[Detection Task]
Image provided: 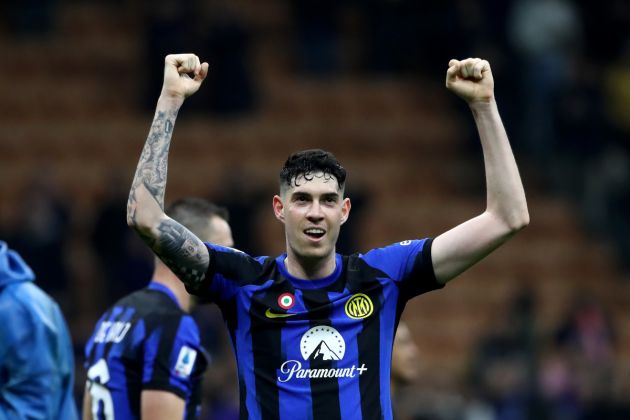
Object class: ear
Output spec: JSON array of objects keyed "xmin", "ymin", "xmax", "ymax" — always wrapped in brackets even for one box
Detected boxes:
[
  {"xmin": 273, "ymin": 195, "xmax": 285, "ymax": 223},
  {"xmin": 340, "ymin": 197, "xmax": 351, "ymax": 225}
]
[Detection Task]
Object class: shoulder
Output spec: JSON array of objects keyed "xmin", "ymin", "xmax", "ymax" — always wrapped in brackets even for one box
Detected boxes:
[
  {"xmin": 121, "ymin": 288, "xmax": 183, "ymax": 317},
  {"xmin": 359, "ymin": 239, "xmax": 430, "ymax": 266},
  {"xmin": 0, "ymin": 283, "xmax": 67, "ymax": 356},
  {"xmin": 351, "ymin": 239, "xmax": 433, "ymax": 280},
  {"xmin": 205, "ymin": 242, "xmax": 273, "ymax": 283},
  {"xmin": 0, "ymin": 282, "xmax": 59, "ymax": 328}
]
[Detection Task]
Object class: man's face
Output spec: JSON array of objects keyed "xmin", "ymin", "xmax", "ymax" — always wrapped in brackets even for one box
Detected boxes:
[
  {"xmin": 392, "ymin": 323, "xmax": 420, "ymax": 384},
  {"xmin": 273, "ymin": 172, "xmax": 351, "ymax": 261}
]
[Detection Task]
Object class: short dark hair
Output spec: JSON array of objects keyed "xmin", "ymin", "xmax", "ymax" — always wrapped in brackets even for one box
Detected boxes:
[
  {"xmin": 279, "ymin": 149, "xmax": 347, "ymax": 193},
  {"xmin": 165, "ymin": 197, "xmax": 229, "ymax": 238}
]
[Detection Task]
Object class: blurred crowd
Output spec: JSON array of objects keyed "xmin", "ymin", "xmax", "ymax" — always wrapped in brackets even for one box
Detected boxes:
[
  {"xmin": 1, "ymin": 0, "xmax": 629, "ymax": 419},
  {"xmin": 391, "ymin": 287, "xmax": 630, "ymax": 420}
]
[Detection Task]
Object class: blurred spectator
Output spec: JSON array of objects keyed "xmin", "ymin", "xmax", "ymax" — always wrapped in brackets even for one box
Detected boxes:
[
  {"xmin": 555, "ymin": 294, "xmax": 617, "ymax": 418},
  {"xmin": 0, "ymin": 241, "xmax": 78, "ymax": 419},
  {"xmin": 555, "ymin": 295, "xmax": 616, "ymax": 377},
  {"xmin": 467, "ymin": 288, "xmax": 544, "ymax": 419},
  {"xmin": 537, "ymin": 343, "xmax": 580, "ymax": 420}
]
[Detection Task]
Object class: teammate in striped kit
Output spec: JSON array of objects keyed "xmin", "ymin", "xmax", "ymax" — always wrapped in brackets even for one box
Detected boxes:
[
  {"xmin": 127, "ymin": 53, "xmax": 529, "ymax": 419},
  {"xmin": 83, "ymin": 198, "xmax": 234, "ymax": 420}
]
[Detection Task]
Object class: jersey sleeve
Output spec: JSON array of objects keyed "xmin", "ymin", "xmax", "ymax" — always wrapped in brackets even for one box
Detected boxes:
[
  {"xmin": 362, "ymin": 238, "xmax": 442, "ymax": 301},
  {"xmin": 142, "ymin": 314, "xmax": 207, "ymax": 400},
  {"xmin": 184, "ymin": 243, "xmax": 266, "ymax": 303}
]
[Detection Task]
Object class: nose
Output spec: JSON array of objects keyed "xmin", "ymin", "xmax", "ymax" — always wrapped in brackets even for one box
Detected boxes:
[{"xmin": 306, "ymin": 200, "xmax": 324, "ymax": 221}]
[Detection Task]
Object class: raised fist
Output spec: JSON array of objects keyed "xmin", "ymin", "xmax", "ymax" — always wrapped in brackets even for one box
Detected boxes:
[
  {"xmin": 160, "ymin": 54, "xmax": 209, "ymax": 100},
  {"xmin": 445, "ymin": 58, "xmax": 494, "ymax": 103}
]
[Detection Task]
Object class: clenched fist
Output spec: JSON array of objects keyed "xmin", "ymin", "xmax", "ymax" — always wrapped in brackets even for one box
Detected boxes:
[
  {"xmin": 446, "ymin": 58, "xmax": 494, "ymax": 104},
  {"xmin": 160, "ymin": 54, "xmax": 209, "ymax": 100}
]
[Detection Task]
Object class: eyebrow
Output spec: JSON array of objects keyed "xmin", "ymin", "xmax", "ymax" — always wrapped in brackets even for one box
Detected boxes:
[{"xmin": 290, "ymin": 191, "xmax": 340, "ymax": 199}]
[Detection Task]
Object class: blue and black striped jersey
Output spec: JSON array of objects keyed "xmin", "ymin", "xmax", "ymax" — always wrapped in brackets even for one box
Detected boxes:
[
  {"xmin": 84, "ymin": 282, "xmax": 208, "ymax": 420},
  {"xmin": 187, "ymin": 238, "xmax": 442, "ymax": 420}
]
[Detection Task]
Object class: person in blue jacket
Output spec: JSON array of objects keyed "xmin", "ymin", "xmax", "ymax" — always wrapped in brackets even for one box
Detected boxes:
[{"xmin": 0, "ymin": 240, "xmax": 78, "ymax": 420}]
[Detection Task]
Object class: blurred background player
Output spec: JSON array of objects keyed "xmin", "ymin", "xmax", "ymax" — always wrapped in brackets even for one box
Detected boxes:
[
  {"xmin": 82, "ymin": 198, "xmax": 234, "ymax": 420},
  {"xmin": 391, "ymin": 321, "xmax": 421, "ymax": 419},
  {"xmin": 0, "ymin": 240, "xmax": 78, "ymax": 420}
]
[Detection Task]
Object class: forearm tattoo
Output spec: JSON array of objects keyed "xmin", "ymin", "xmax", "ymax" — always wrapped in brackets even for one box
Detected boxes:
[
  {"xmin": 126, "ymin": 107, "xmax": 208, "ymax": 284},
  {"xmin": 127, "ymin": 110, "xmax": 177, "ymax": 224},
  {"xmin": 155, "ymin": 219, "xmax": 209, "ymax": 285}
]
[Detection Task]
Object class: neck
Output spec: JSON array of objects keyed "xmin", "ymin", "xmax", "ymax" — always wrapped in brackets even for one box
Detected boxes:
[
  {"xmin": 152, "ymin": 264, "xmax": 193, "ymax": 312},
  {"xmin": 284, "ymin": 250, "xmax": 336, "ymax": 280}
]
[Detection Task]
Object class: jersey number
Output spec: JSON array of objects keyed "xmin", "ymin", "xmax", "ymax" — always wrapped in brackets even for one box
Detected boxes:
[{"xmin": 87, "ymin": 359, "xmax": 115, "ymax": 420}]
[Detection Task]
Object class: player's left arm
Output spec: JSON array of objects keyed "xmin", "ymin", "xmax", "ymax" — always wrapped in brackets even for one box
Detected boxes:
[
  {"xmin": 431, "ymin": 58, "xmax": 529, "ymax": 284},
  {"xmin": 81, "ymin": 386, "xmax": 94, "ymax": 420},
  {"xmin": 141, "ymin": 390, "xmax": 185, "ymax": 420}
]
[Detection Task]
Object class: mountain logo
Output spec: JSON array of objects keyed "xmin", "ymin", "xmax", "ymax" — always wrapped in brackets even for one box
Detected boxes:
[{"xmin": 300, "ymin": 326, "xmax": 345, "ymax": 361}]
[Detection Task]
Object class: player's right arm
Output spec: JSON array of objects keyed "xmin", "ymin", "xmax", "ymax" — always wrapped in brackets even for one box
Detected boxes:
[{"xmin": 127, "ymin": 53, "xmax": 212, "ymax": 287}]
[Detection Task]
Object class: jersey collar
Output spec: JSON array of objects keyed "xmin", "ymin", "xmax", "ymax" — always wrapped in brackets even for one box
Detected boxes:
[
  {"xmin": 147, "ymin": 281, "xmax": 181, "ymax": 309},
  {"xmin": 275, "ymin": 254, "xmax": 342, "ymax": 290}
]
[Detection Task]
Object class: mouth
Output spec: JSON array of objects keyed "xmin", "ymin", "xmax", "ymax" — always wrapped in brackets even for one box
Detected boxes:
[{"xmin": 303, "ymin": 228, "xmax": 326, "ymax": 241}]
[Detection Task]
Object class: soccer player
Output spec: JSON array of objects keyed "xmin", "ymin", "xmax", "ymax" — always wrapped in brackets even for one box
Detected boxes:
[
  {"xmin": 0, "ymin": 241, "xmax": 78, "ymax": 420},
  {"xmin": 126, "ymin": 53, "xmax": 529, "ymax": 419},
  {"xmin": 83, "ymin": 198, "xmax": 234, "ymax": 420}
]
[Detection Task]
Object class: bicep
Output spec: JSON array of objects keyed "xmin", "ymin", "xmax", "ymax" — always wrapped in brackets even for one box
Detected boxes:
[
  {"xmin": 432, "ymin": 211, "xmax": 516, "ymax": 284},
  {"xmin": 141, "ymin": 390, "xmax": 185, "ymax": 420},
  {"xmin": 149, "ymin": 215, "xmax": 210, "ymax": 286}
]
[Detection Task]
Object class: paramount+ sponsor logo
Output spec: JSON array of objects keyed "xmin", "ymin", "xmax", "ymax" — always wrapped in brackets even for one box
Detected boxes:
[
  {"xmin": 344, "ymin": 293, "xmax": 373, "ymax": 319},
  {"xmin": 277, "ymin": 326, "xmax": 368, "ymax": 382}
]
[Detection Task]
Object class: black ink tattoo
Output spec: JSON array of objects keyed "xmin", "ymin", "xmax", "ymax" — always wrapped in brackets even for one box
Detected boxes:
[
  {"xmin": 154, "ymin": 219, "xmax": 209, "ymax": 285},
  {"xmin": 127, "ymin": 105, "xmax": 210, "ymax": 286},
  {"xmin": 127, "ymin": 109, "xmax": 178, "ymax": 225}
]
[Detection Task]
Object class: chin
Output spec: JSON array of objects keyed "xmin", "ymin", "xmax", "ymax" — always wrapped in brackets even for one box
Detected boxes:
[{"xmin": 297, "ymin": 245, "xmax": 332, "ymax": 260}]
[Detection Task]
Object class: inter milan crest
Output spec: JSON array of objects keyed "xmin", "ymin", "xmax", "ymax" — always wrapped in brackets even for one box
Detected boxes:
[
  {"xmin": 345, "ymin": 293, "xmax": 374, "ymax": 319},
  {"xmin": 277, "ymin": 293, "xmax": 295, "ymax": 310}
]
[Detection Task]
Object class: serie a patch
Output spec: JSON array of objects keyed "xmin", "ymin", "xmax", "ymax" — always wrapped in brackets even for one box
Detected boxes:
[{"xmin": 174, "ymin": 345, "xmax": 197, "ymax": 378}]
